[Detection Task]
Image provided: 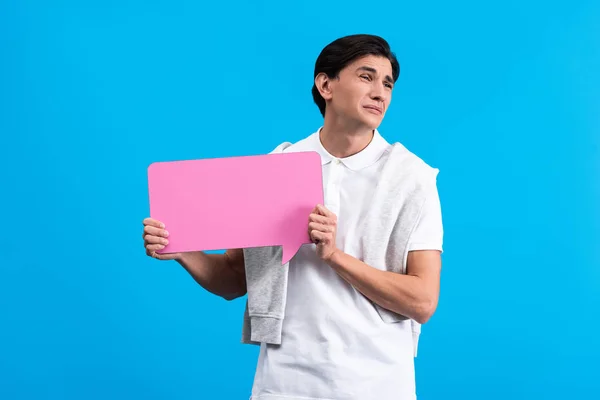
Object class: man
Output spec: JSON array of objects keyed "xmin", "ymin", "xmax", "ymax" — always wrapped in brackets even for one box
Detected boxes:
[{"xmin": 142, "ymin": 34, "xmax": 443, "ymax": 400}]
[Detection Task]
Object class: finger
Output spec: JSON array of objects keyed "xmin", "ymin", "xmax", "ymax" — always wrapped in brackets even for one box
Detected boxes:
[
  {"xmin": 144, "ymin": 234, "xmax": 169, "ymax": 245},
  {"xmin": 312, "ymin": 205, "xmax": 322, "ymax": 215},
  {"xmin": 143, "ymin": 218, "xmax": 165, "ymax": 229},
  {"xmin": 147, "ymin": 248, "xmax": 164, "ymax": 259},
  {"xmin": 144, "ymin": 225, "xmax": 169, "ymax": 238},
  {"xmin": 309, "ymin": 229, "xmax": 320, "ymax": 244},
  {"xmin": 308, "ymin": 221, "xmax": 331, "ymax": 233},
  {"xmin": 309, "ymin": 213, "xmax": 332, "ymax": 225},
  {"xmin": 316, "ymin": 204, "xmax": 336, "ymax": 220},
  {"xmin": 309, "ymin": 229, "xmax": 319, "ymax": 243},
  {"xmin": 148, "ymin": 250, "xmax": 162, "ymax": 259},
  {"xmin": 310, "ymin": 230, "xmax": 327, "ymax": 243},
  {"xmin": 146, "ymin": 243, "xmax": 165, "ymax": 252}
]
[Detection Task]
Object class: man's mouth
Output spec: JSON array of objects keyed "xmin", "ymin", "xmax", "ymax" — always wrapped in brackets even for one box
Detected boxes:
[{"xmin": 364, "ymin": 105, "xmax": 383, "ymax": 115}]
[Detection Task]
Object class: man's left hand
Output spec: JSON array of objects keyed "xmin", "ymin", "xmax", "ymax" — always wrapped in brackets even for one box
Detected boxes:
[{"xmin": 308, "ymin": 204, "xmax": 339, "ymax": 262}]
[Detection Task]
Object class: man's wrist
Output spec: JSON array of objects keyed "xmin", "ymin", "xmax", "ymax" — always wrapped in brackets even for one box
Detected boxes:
[
  {"xmin": 175, "ymin": 252, "xmax": 189, "ymax": 265},
  {"xmin": 325, "ymin": 248, "xmax": 344, "ymax": 268}
]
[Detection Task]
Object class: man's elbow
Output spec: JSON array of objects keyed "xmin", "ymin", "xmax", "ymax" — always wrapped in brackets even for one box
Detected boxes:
[
  {"xmin": 414, "ymin": 299, "xmax": 437, "ymax": 324},
  {"xmin": 222, "ymin": 289, "xmax": 247, "ymax": 301}
]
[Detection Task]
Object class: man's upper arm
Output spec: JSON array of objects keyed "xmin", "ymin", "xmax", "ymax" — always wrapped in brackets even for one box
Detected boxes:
[
  {"xmin": 405, "ymin": 172, "xmax": 444, "ymax": 304},
  {"xmin": 406, "ymin": 250, "xmax": 441, "ymax": 290}
]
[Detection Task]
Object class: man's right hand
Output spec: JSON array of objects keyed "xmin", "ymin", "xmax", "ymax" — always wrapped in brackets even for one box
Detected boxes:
[{"xmin": 142, "ymin": 218, "xmax": 182, "ymax": 261}]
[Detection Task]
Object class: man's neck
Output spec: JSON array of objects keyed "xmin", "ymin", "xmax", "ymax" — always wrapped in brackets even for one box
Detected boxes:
[{"xmin": 319, "ymin": 115, "xmax": 374, "ymax": 159}]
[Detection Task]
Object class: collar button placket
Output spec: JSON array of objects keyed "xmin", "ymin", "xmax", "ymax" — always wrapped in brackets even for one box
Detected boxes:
[{"xmin": 325, "ymin": 160, "xmax": 343, "ymax": 216}]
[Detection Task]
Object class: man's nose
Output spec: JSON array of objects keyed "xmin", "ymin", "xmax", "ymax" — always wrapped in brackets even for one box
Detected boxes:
[{"xmin": 370, "ymin": 82, "xmax": 387, "ymax": 102}]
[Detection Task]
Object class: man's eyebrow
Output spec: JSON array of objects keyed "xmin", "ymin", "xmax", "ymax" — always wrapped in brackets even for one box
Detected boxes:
[{"xmin": 356, "ymin": 66, "xmax": 394, "ymax": 84}]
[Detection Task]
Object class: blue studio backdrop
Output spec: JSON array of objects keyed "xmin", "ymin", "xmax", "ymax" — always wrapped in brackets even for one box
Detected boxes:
[{"xmin": 1, "ymin": 1, "xmax": 599, "ymax": 399}]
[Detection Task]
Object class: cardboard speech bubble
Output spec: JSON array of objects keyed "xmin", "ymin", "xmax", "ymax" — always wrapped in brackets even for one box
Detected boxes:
[{"xmin": 147, "ymin": 151, "xmax": 324, "ymax": 264}]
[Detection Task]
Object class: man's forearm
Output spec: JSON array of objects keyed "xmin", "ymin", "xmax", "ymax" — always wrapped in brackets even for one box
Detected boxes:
[
  {"xmin": 176, "ymin": 251, "xmax": 246, "ymax": 300},
  {"xmin": 326, "ymin": 251, "xmax": 437, "ymax": 324}
]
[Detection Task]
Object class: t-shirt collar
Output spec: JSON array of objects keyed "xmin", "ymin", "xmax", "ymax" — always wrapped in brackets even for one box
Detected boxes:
[{"xmin": 307, "ymin": 127, "xmax": 390, "ymax": 171}]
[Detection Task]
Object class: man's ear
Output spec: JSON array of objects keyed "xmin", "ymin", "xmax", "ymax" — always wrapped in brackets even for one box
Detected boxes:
[{"xmin": 315, "ymin": 72, "xmax": 334, "ymax": 100}]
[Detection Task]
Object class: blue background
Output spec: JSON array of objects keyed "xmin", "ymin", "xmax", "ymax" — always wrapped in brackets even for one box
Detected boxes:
[{"xmin": 1, "ymin": 0, "xmax": 599, "ymax": 399}]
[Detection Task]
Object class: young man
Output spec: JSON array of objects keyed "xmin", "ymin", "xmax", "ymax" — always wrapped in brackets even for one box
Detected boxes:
[{"xmin": 142, "ymin": 34, "xmax": 443, "ymax": 400}]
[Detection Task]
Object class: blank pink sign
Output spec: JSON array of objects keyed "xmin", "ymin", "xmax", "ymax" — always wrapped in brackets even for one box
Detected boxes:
[{"xmin": 147, "ymin": 151, "xmax": 324, "ymax": 264}]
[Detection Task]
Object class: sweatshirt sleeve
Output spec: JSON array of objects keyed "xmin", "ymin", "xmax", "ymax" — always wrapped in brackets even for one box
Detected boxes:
[{"xmin": 268, "ymin": 142, "xmax": 293, "ymax": 154}]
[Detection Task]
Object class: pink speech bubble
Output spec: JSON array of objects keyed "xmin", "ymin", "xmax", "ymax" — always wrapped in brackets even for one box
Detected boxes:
[{"xmin": 147, "ymin": 151, "xmax": 324, "ymax": 264}]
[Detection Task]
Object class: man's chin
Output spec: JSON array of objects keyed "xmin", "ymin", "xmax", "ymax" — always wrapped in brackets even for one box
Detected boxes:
[
  {"xmin": 357, "ymin": 110, "xmax": 383, "ymax": 129},
  {"xmin": 362, "ymin": 116, "xmax": 383, "ymax": 130}
]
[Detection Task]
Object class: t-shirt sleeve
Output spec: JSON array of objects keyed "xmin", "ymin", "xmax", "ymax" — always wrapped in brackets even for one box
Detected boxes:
[{"xmin": 407, "ymin": 171, "xmax": 444, "ymax": 253}]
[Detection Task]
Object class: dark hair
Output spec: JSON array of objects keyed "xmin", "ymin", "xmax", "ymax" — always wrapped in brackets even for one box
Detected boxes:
[{"xmin": 311, "ymin": 34, "xmax": 400, "ymax": 117}]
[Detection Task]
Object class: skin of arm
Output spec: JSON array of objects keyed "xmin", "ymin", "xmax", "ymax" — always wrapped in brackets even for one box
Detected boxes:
[
  {"xmin": 325, "ymin": 249, "xmax": 441, "ymax": 324},
  {"xmin": 176, "ymin": 248, "xmax": 247, "ymax": 301}
]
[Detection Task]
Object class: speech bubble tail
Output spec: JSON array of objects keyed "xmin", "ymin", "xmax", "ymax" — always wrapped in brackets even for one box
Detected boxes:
[{"xmin": 281, "ymin": 243, "xmax": 302, "ymax": 265}]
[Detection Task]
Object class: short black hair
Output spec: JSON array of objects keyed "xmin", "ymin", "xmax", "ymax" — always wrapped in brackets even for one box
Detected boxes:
[{"xmin": 311, "ymin": 34, "xmax": 400, "ymax": 117}]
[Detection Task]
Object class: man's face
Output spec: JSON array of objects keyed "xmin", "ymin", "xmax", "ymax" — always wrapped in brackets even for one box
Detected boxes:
[{"xmin": 326, "ymin": 55, "xmax": 394, "ymax": 129}]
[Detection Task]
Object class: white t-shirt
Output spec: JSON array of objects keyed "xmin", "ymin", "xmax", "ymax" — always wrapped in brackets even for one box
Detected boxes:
[{"xmin": 250, "ymin": 129, "xmax": 444, "ymax": 400}]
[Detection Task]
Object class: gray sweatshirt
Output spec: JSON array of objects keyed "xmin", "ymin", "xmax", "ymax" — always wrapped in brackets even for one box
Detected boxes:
[{"xmin": 241, "ymin": 141, "xmax": 440, "ymax": 357}]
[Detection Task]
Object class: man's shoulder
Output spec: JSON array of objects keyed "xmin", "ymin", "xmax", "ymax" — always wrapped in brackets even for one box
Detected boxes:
[
  {"xmin": 384, "ymin": 142, "xmax": 440, "ymax": 195},
  {"xmin": 389, "ymin": 142, "xmax": 438, "ymax": 175},
  {"xmin": 268, "ymin": 132, "xmax": 317, "ymax": 154}
]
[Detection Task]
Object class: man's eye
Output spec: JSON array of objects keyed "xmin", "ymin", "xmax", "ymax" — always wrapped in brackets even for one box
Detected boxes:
[
  {"xmin": 385, "ymin": 83, "xmax": 393, "ymax": 89},
  {"xmin": 360, "ymin": 74, "xmax": 371, "ymax": 81}
]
